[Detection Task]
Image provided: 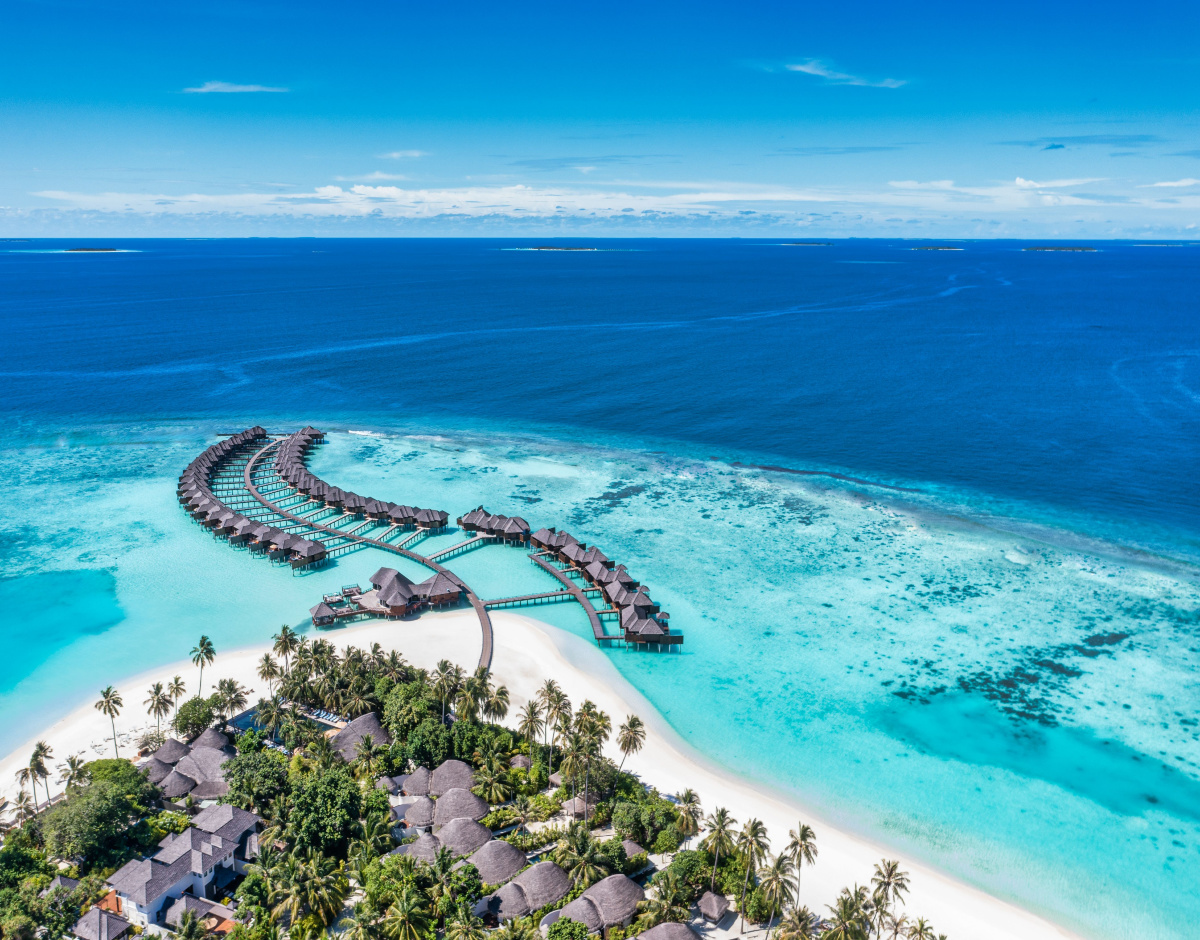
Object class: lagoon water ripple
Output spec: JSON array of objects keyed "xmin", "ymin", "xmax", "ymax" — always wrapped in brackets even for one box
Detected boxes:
[{"xmin": 0, "ymin": 239, "xmax": 1198, "ymax": 939}]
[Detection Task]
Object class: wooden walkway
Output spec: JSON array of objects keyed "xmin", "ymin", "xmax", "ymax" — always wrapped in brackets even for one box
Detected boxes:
[
  {"xmin": 529, "ymin": 555, "xmax": 610, "ymax": 643},
  {"xmin": 483, "ymin": 590, "xmax": 575, "ymax": 609},
  {"xmin": 242, "ymin": 439, "xmax": 495, "ymax": 670}
]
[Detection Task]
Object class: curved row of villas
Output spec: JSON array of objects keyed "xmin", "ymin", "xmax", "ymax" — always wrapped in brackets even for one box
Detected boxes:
[
  {"xmin": 274, "ymin": 427, "xmax": 449, "ymax": 529},
  {"xmin": 177, "ymin": 426, "xmax": 331, "ymax": 569},
  {"xmin": 529, "ymin": 526, "xmax": 678, "ymax": 646}
]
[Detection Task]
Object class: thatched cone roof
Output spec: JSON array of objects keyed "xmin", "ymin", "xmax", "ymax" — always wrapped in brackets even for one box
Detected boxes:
[
  {"xmin": 509, "ymin": 754, "xmax": 532, "ymax": 770},
  {"xmin": 431, "ymin": 759, "xmax": 474, "ymax": 796},
  {"xmin": 468, "ymin": 839, "xmax": 526, "ymax": 886},
  {"xmin": 401, "ymin": 766, "xmax": 431, "ymax": 796},
  {"xmin": 551, "ymin": 874, "xmax": 645, "ymax": 932},
  {"xmin": 436, "ymin": 817, "xmax": 492, "ymax": 856},
  {"xmin": 142, "ymin": 758, "xmax": 173, "ymax": 785},
  {"xmin": 152, "ymin": 739, "xmax": 191, "ymax": 765},
  {"xmin": 433, "ymin": 788, "xmax": 489, "ymax": 826},
  {"xmin": 475, "ymin": 860, "xmax": 569, "ymax": 921},
  {"xmin": 192, "ymin": 728, "xmax": 230, "ymax": 750},
  {"xmin": 638, "ymin": 924, "xmax": 701, "ymax": 940},
  {"xmin": 159, "ymin": 770, "xmax": 196, "ymax": 799},
  {"xmin": 393, "ymin": 833, "xmax": 441, "ymax": 864},
  {"xmin": 698, "ymin": 891, "xmax": 730, "ymax": 923},
  {"xmin": 622, "ymin": 839, "xmax": 645, "ymax": 858},
  {"xmin": 403, "ymin": 796, "xmax": 435, "ymax": 828}
]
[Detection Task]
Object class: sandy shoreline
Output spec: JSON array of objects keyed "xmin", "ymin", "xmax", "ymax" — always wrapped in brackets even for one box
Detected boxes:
[{"xmin": 0, "ymin": 611, "xmax": 1078, "ymax": 940}]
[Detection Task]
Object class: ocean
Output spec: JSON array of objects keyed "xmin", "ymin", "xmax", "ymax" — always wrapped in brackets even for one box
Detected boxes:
[{"xmin": 1, "ymin": 238, "xmax": 1198, "ymax": 938}]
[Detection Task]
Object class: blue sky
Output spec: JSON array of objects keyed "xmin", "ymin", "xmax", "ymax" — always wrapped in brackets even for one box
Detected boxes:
[{"xmin": 2, "ymin": 0, "xmax": 1198, "ymax": 236}]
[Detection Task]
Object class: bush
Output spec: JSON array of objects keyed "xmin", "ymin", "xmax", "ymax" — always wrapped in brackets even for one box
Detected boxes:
[
  {"xmin": 597, "ymin": 837, "xmax": 627, "ymax": 875},
  {"xmin": 236, "ymin": 729, "xmax": 267, "ymax": 753},
  {"xmin": 743, "ymin": 886, "xmax": 771, "ymax": 924},
  {"xmin": 404, "ymin": 717, "xmax": 452, "ymax": 768},
  {"xmin": 382, "ymin": 682, "xmax": 439, "ymax": 741},
  {"xmin": 652, "ymin": 824, "xmax": 682, "ymax": 855},
  {"xmin": 290, "ymin": 765, "xmax": 362, "ymax": 858},
  {"xmin": 173, "ymin": 695, "xmax": 216, "ymax": 739},
  {"xmin": 666, "ymin": 849, "xmax": 708, "ymax": 898},
  {"xmin": 548, "ymin": 918, "xmax": 590, "ymax": 940},
  {"xmin": 222, "ymin": 749, "xmax": 289, "ymax": 814},
  {"xmin": 0, "ymin": 845, "xmax": 51, "ymax": 892},
  {"xmin": 40, "ymin": 760, "xmax": 158, "ymax": 870}
]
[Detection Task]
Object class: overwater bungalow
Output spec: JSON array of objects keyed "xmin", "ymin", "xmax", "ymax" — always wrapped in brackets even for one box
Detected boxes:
[
  {"xmin": 414, "ymin": 508, "xmax": 449, "ymax": 530},
  {"xmin": 458, "ymin": 507, "xmax": 489, "ymax": 531},
  {"xmin": 388, "ymin": 504, "xmax": 417, "ymax": 527},
  {"xmin": 370, "ymin": 567, "xmax": 421, "ymax": 615},
  {"xmin": 530, "ymin": 526, "xmax": 559, "ymax": 550},
  {"xmin": 416, "ymin": 572, "xmax": 463, "ymax": 607},
  {"xmin": 310, "ymin": 602, "xmax": 336, "ymax": 626}
]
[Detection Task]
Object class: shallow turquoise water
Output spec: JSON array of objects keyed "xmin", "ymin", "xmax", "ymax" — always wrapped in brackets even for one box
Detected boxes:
[{"xmin": 2, "ymin": 420, "xmax": 1199, "ymax": 939}]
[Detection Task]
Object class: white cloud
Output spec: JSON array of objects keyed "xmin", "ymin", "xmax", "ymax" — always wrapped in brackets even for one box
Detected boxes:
[
  {"xmin": 1143, "ymin": 178, "xmax": 1200, "ymax": 187},
  {"xmin": 378, "ymin": 150, "xmax": 429, "ymax": 159},
  {"xmin": 786, "ymin": 60, "xmax": 905, "ymax": 88},
  {"xmin": 1014, "ymin": 177, "xmax": 1104, "ymax": 189},
  {"xmin": 335, "ymin": 172, "xmax": 410, "ymax": 181},
  {"xmin": 183, "ymin": 81, "xmax": 288, "ymax": 93}
]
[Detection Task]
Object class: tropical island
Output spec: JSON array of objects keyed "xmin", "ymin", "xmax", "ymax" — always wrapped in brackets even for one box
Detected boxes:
[{"xmin": 0, "ymin": 630, "xmax": 944, "ymax": 940}]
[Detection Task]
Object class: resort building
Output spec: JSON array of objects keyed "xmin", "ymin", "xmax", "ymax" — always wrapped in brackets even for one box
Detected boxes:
[{"xmin": 106, "ymin": 805, "xmax": 261, "ymax": 928}]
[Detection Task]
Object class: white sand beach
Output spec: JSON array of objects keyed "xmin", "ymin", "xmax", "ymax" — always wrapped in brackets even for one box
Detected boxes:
[{"xmin": 0, "ymin": 611, "xmax": 1078, "ymax": 940}]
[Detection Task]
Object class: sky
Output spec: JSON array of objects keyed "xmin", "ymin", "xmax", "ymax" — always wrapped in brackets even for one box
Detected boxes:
[{"xmin": 2, "ymin": 0, "xmax": 1199, "ymax": 237}]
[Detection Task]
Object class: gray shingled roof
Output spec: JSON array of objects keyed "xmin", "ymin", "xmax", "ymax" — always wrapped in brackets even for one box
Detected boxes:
[
  {"xmin": 192, "ymin": 803, "xmax": 260, "ymax": 844},
  {"xmin": 71, "ymin": 908, "xmax": 130, "ymax": 940},
  {"xmin": 159, "ymin": 769, "xmax": 196, "ymax": 799},
  {"xmin": 141, "ymin": 757, "xmax": 173, "ymax": 784}
]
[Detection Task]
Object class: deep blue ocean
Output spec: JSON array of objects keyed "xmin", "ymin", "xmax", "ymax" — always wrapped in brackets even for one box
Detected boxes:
[{"xmin": 1, "ymin": 239, "xmax": 1198, "ymax": 939}]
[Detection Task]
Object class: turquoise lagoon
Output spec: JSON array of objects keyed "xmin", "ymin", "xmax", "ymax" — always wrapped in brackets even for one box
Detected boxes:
[{"xmin": 1, "ymin": 418, "xmax": 1198, "ymax": 940}]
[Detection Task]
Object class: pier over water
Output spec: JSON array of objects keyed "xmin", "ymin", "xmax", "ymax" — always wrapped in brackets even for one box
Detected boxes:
[{"xmin": 177, "ymin": 426, "xmax": 682, "ymax": 663}]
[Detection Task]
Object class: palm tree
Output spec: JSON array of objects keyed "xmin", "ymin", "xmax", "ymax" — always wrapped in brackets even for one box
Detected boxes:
[
  {"xmin": 191, "ymin": 635, "xmax": 216, "ymax": 695},
  {"xmin": 215, "ymin": 677, "xmax": 249, "ymax": 720},
  {"xmin": 95, "ymin": 686, "xmax": 123, "ymax": 758},
  {"xmin": 343, "ymin": 905, "xmax": 381, "ymax": 940},
  {"xmin": 905, "ymin": 918, "xmax": 936, "ymax": 940},
  {"xmin": 758, "ymin": 854, "xmax": 796, "ymax": 938},
  {"xmin": 537, "ymin": 679, "xmax": 561, "ymax": 748},
  {"xmin": 30, "ymin": 741, "xmax": 52, "ymax": 809},
  {"xmin": 736, "ymin": 818, "xmax": 770, "ymax": 933},
  {"xmin": 353, "ymin": 734, "xmax": 386, "ymax": 781},
  {"xmin": 517, "ymin": 701, "xmax": 543, "ymax": 756},
  {"xmin": 58, "ymin": 755, "xmax": 87, "ymax": 791},
  {"xmin": 493, "ymin": 918, "xmax": 539, "ymax": 940},
  {"xmin": 11, "ymin": 789, "xmax": 35, "ymax": 823},
  {"xmin": 145, "ymin": 682, "xmax": 172, "ymax": 734},
  {"xmin": 445, "ymin": 906, "xmax": 487, "ymax": 940},
  {"xmin": 823, "ymin": 887, "xmax": 872, "ymax": 940},
  {"xmin": 473, "ymin": 760, "xmax": 512, "ymax": 804},
  {"xmin": 702, "ymin": 807, "xmax": 737, "ymax": 891},
  {"xmin": 257, "ymin": 697, "xmax": 285, "ymax": 740},
  {"xmin": 553, "ymin": 822, "xmax": 613, "ymax": 889},
  {"xmin": 258, "ymin": 654, "xmax": 281, "ymax": 695},
  {"xmin": 168, "ymin": 675, "xmax": 186, "ymax": 716},
  {"xmin": 675, "ymin": 788, "xmax": 702, "ymax": 847},
  {"xmin": 175, "ymin": 910, "xmax": 211, "ymax": 940},
  {"xmin": 15, "ymin": 765, "xmax": 39, "ymax": 813},
  {"xmin": 617, "ymin": 714, "xmax": 645, "ymax": 772},
  {"xmin": 432, "ymin": 659, "xmax": 456, "ymax": 722},
  {"xmin": 273, "ymin": 625, "xmax": 300, "ymax": 674},
  {"xmin": 636, "ymin": 870, "xmax": 691, "ymax": 929},
  {"xmin": 786, "ymin": 823, "xmax": 818, "ymax": 911},
  {"xmin": 484, "ymin": 683, "xmax": 510, "ymax": 723},
  {"xmin": 383, "ymin": 884, "xmax": 432, "ymax": 940},
  {"xmin": 775, "ymin": 906, "xmax": 819, "ymax": 940},
  {"xmin": 871, "ymin": 859, "xmax": 910, "ymax": 938},
  {"xmin": 509, "ymin": 795, "xmax": 533, "ymax": 836}
]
